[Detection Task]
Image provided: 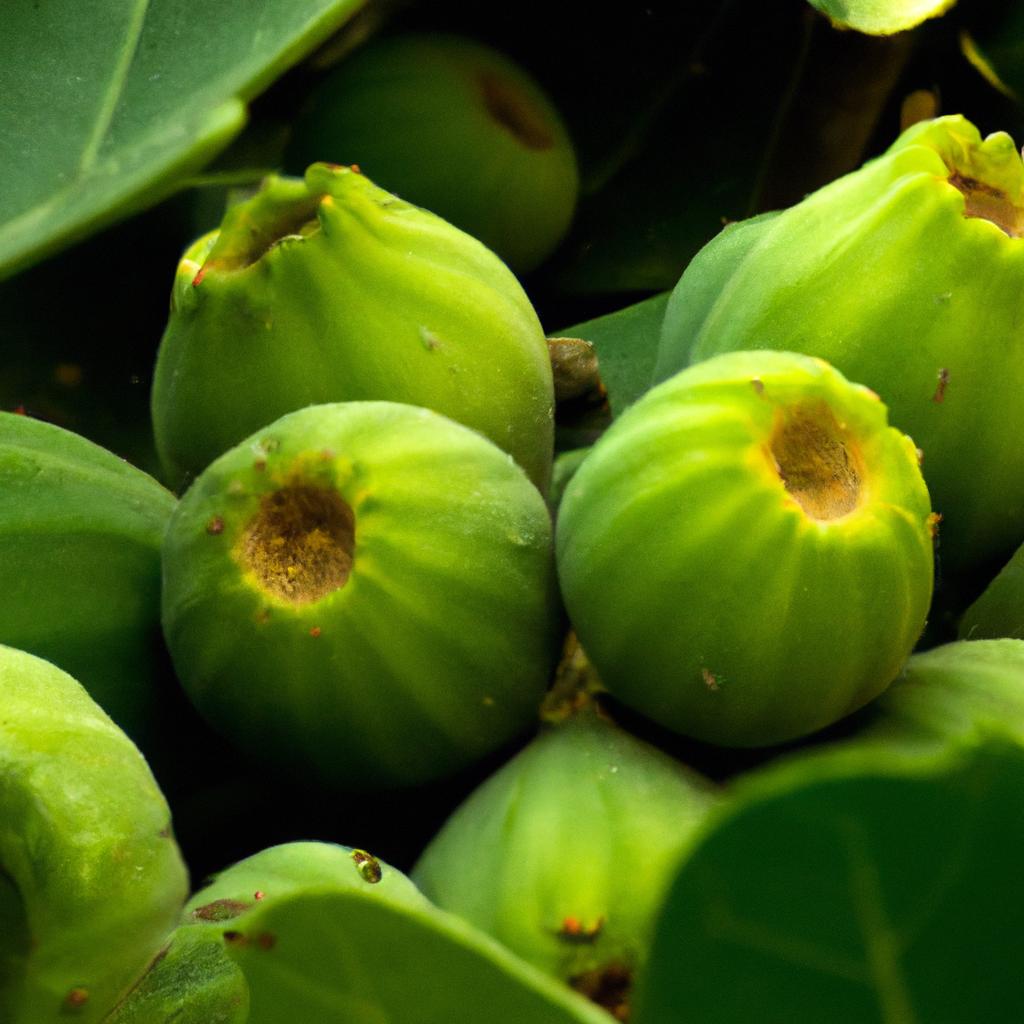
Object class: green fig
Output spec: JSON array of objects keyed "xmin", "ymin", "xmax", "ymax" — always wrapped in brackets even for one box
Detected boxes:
[
  {"xmin": 656, "ymin": 115, "xmax": 1024, "ymax": 572},
  {"xmin": 0, "ymin": 645, "xmax": 188, "ymax": 1023},
  {"xmin": 151, "ymin": 163, "xmax": 554, "ymax": 491},
  {"xmin": 105, "ymin": 842, "xmax": 421, "ymax": 1024},
  {"xmin": 413, "ymin": 703, "xmax": 718, "ymax": 1018},
  {"xmin": 0, "ymin": 411, "xmax": 174, "ymax": 745},
  {"xmin": 161, "ymin": 401, "xmax": 560, "ymax": 788},
  {"xmin": 855, "ymin": 639, "xmax": 1024, "ymax": 750},
  {"xmin": 285, "ymin": 33, "xmax": 579, "ymax": 274},
  {"xmin": 557, "ymin": 351, "xmax": 935, "ymax": 748}
]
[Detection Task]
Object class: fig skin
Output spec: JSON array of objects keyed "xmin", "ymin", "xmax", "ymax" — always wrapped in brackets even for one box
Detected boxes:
[
  {"xmin": 0, "ymin": 412, "xmax": 174, "ymax": 747},
  {"xmin": 412, "ymin": 704, "xmax": 718, "ymax": 1013},
  {"xmin": 0, "ymin": 645, "xmax": 188, "ymax": 1023},
  {"xmin": 161, "ymin": 401, "xmax": 560, "ymax": 789},
  {"xmin": 285, "ymin": 32, "xmax": 579, "ymax": 274},
  {"xmin": 655, "ymin": 114, "xmax": 1024, "ymax": 573},
  {"xmin": 152, "ymin": 163, "xmax": 554, "ymax": 492},
  {"xmin": 853, "ymin": 639, "xmax": 1024, "ymax": 750},
  {"xmin": 556, "ymin": 351, "xmax": 935, "ymax": 748}
]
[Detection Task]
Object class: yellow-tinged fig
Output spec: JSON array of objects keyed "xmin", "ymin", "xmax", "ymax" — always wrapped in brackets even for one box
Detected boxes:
[
  {"xmin": 152, "ymin": 164, "xmax": 554, "ymax": 492},
  {"xmin": 0, "ymin": 645, "xmax": 188, "ymax": 1023},
  {"xmin": 161, "ymin": 401, "xmax": 560, "ymax": 788},
  {"xmin": 557, "ymin": 351, "xmax": 935, "ymax": 748},
  {"xmin": 657, "ymin": 115, "xmax": 1024, "ymax": 572}
]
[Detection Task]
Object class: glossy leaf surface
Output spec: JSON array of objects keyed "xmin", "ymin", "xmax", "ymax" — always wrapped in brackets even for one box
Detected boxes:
[
  {"xmin": 637, "ymin": 738, "xmax": 1023, "ymax": 1023},
  {"xmin": 0, "ymin": 0, "xmax": 366, "ymax": 279}
]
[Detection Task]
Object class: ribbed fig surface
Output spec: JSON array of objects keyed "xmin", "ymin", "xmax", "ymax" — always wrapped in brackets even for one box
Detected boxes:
[
  {"xmin": 0, "ymin": 411, "xmax": 174, "ymax": 744},
  {"xmin": 856, "ymin": 638, "xmax": 1024, "ymax": 749},
  {"xmin": 414, "ymin": 705, "xmax": 718, "ymax": 1018},
  {"xmin": 656, "ymin": 115, "xmax": 1024, "ymax": 571},
  {"xmin": 152, "ymin": 163, "xmax": 554, "ymax": 491},
  {"xmin": 286, "ymin": 33, "xmax": 579, "ymax": 273},
  {"xmin": 557, "ymin": 351, "xmax": 934, "ymax": 747},
  {"xmin": 0, "ymin": 645, "xmax": 188, "ymax": 1023},
  {"xmin": 162, "ymin": 401, "xmax": 559, "ymax": 787}
]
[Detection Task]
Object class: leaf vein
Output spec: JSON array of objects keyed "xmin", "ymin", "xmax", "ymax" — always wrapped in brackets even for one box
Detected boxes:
[
  {"xmin": 75, "ymin": 0, "xmax": 152, "ymax": 179},
  {"xmin": 838, "ymin": 816, "xmax": 919, "ymax": 1024}
]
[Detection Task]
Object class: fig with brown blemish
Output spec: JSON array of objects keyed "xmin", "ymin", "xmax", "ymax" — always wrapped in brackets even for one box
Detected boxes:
[
  {"xmin": 161, "ymin": 401, "xmax": 560, "ymax": 788},
  {"xmin": 559, "ymin": 351, "xmax": 934, "ymax": 747},
  {"xmin": 656, "ymin": 114, "xmax": 1024, "ymax": 573}
]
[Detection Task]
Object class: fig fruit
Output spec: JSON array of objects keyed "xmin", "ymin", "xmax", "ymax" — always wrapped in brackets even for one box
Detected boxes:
[
  {"xmin": 285, "ymin": 33, "xmax": 579, "ymax": 273},
  {"xmin": 0, "ymin": 644, "xmax": 188, "ymax": 1023},
  {"xmin": 161, "ymin": 401, "xmax": 559, "ymax": 788},
  {"xmin": 854, "ymin": 638, "xmax": 1024, "ymax": 750},
  {"xmin": 413, "ymin": 702, "xmax": 718, "ymax": 1019},
  {"xmin": 152, "ymin": 163, "xmax": 554, "ymax": 491},
  {"xmin": 557, "ymin": 351, "xmax": 935, "ymax": 747},
  {"xmin": 118, "ymin": 842, "xmax": 611, "ymax": 1023},
  {"xmin": 655, "ymin": 115, "xmax": 1024, "ymax": 571},
  {"xmin": 0, "ymin": 411, "xmax": 174, "ymax": 745}
]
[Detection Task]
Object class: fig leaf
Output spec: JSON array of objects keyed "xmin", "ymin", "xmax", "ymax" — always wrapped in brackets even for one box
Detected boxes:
[
  {"xmin": 636, "ymin": 737, "xmax": 1023, "ymax": 1023},
  {"xmin": 0, "ymin": 0, "xmax": 367, "ymax": 280},
  {"xmin": 102, "ymin": 931, "xmax": 249, "ymax": 1024},
  {"xmin": 223, "ymin": 889, "xmax": 615, "ymax": 1024}
]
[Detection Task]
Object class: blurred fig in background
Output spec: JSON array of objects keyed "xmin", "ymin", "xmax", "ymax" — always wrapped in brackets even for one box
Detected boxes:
[
  {"xmin": 414, "ymin": 700, "xmax": 718, "ymax": 1019},
  {"xmin": 285, "ymin": 33, "xmax": 579, "ymax": 274}
]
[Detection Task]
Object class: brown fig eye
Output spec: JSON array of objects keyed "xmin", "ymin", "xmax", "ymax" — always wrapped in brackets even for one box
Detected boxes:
[
  {"xmin": 557, "ymin": 350, "xmax": 934, "ymax": 750},
  {"xmin": 239, "ymin": 484, "xmax": 355, "ymax": 605},
  {"xmin": 768, "ymin": 402, "xmax": 861, "ymax": 521},
  {"xmin": 161, "ymin": 402, "xmax": 558, "ymax": 789}
]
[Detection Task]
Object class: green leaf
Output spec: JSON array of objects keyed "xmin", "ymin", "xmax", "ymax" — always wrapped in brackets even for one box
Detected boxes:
[
  {"xmin": 102, "ymin": 932, "xmax": 249, "ymax": 1024},
  {"xmin": 636, "ymin": 738, "xmax": 1024, "ymax": 1023},
  {"xmin": 0, "ymin": 0, "xmax": 367, "ymax": 280},
  {"xmin": 544, "ymin": 2, "xmax": 809, "ymax": 295},
  {"xmin": 227, "ymin": 890, "xmax": 618, "ymax": 1024},
  {"xmin": 559, "ymin": 293, "xmax": 669, "ymax": 417},
  {"xmin": 806, "ymin": 0, "xmax": 956, "ymax": 35},
  {"xmin": 123, "ymin": 842, "xmax": 610, "ymax": 1024}
]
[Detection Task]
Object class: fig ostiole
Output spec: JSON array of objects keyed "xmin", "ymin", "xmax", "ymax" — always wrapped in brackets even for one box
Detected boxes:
[
  {"xmin": 152, "ymin": 162, "xmax": 555, "ymax": 492},
  {"xmin": 285, "ymin": 32, "xmax": 579, "ymax": 274},
  {"xmin": 656, "ymin": 114, "xmax": 1024, "ymax": 572},
  {"xmin": 0, "ymin": 645, "xmax": 188, "ymax": 1023},
  {"xmin": 556, "ymin": 351, "xmax": 935, "ymax": 748},
  {"xmin": 413, "ymin": 701, "xmax": 719, "ymax": 1019},
  {"xmin": 161, "ymin": 401, "xmax": 560, "ymax": 789}
]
